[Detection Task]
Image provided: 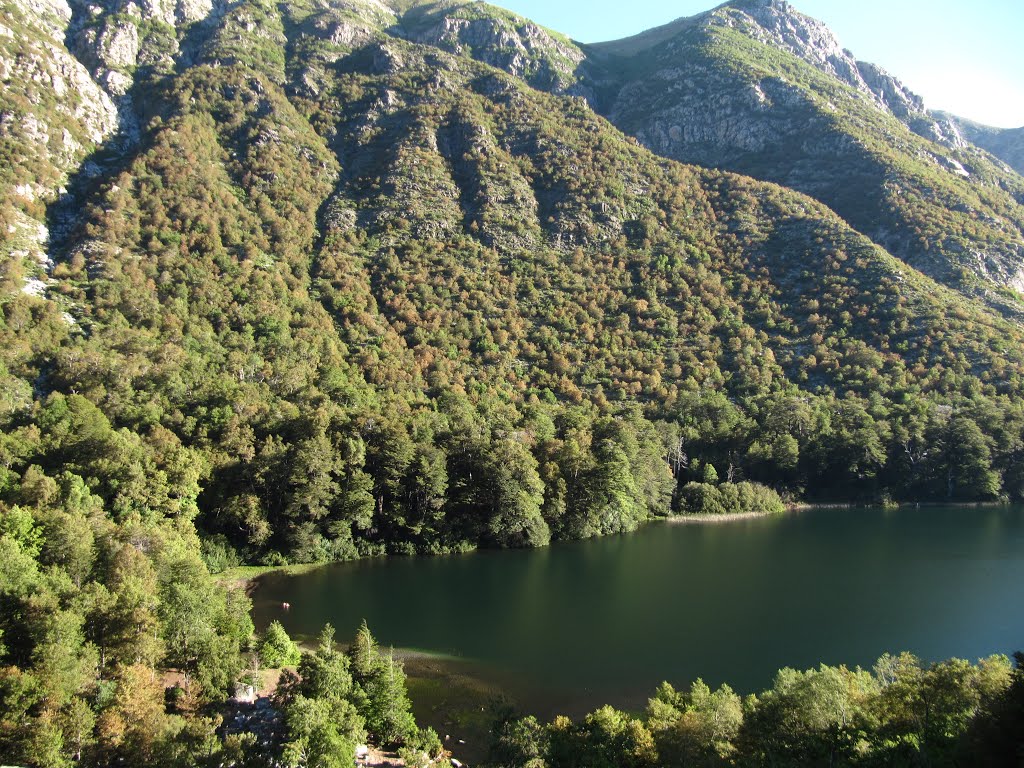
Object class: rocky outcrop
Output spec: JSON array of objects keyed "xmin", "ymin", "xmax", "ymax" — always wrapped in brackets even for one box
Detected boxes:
[
  {"xmin": 142, "ymin": 0, "xmax": 215, "ymax": 26},
  {"xmin": 0, "ymin": 0, "xmax": 119, "ymax": 150},
  {"xmin": 611, "ymin": 63, "xmax": 837, "ymax": 167},
  {"xmin": 587, "ymin": 0, "xmax": 1024, "ymax": 304},
  {"xmin": 0, "ymin": 0, "xmax": 222, "ymax": 286},
  {"xmin": 601, "ymin": 4, "xmax": 865, "ymax": 180},
  {"xmin": 276, "ymin": 0, "xmax": 398, "ymax": 99},
  {"xmin": 6, "ymin": 210, "xmax": 53, "ymax": 275},
  {"xmin": 401, "ymin": 2, "xmax": 588, "ymax": 96},
  {"xmin": 717, "ymin": 1, "xmax": 864, "ymax": 87},
  {"xmin": 935, "ymin": 113, "xmax": 1024, "ymax": 176},
  {"xmin": 66, "ymin": 0, "xmax": 223, "ymax": 99},
  {"xmin": 852, "ymin": 60, "xmax": 922, "ymax": 121},
  {"xmin": 0, "ymin": 0, "xmax": 119, "ymax": 218},
  {"xmin": 706, "ymin": 0, "xmax": 966, "ymax": 146},
  {"xmin": 595, "ymin": 0, "xmax": 962, "ymax": 150},
  {"xmin": 72, "ymin": 13, "xmax": 142, "ymax": 96},
  {"xmin": 0, "ymin": 0, "xmax": 117, "ymax": 299}
]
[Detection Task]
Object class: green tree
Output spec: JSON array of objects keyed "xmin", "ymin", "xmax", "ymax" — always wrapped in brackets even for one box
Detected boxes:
[
  {"xmin": 260, "ymin": 620, "xmax": 301, "ymax": 668},
  {"xmin": 485, "ymin": 438, "xmax": 550, "ymax": 548},
  {"xmin": 348, "ymin": 622, "xmax": 416, "ymax": 744},
  {"xmin": 289, "ymin": 624, "xmax": 355, "ymax": 703},
  {"xmin": 489, "ymin": 714, "xmax": 549, "ymax": 768},
  {"xmin": 358, "ymin": 651, "xmax": 416, "ymax": 744},
  {"xmin": 549, "ymin": 706, "xmax": 657, "ymax": 768},
  {"xmin": 647, "ymin": 679, "xmax": 742, "ymax": 766},
  {"xmin": 738, "ymin": 664, "xmax": 875, "ymax": 766},
  {"xmin": 933, "ymin": 417, "xmax": 1000, "ymax": 500},
  {"xmin": 282, "ymin": 695, "xmax": 363, "ymax": 768}
]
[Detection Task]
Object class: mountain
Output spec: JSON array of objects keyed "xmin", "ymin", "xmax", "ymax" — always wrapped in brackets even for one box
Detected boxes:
[
  {"xmin": 2, "ymin": 0, "xmax": 1024, "ymax": 567},
  {"xmin": 378, "ymin": 1, "xmax": 1024, "ymax": 308},
  {"xmin": 4, "ymin": 0, "xmax": 1024, "ymax": 764},
  {"xmin": 936, "ymin": 112, "xmax": 1024, "ymax": 177},
  {"xmin": 578, "ymin": 0, "xmax": 1024, "ymax": 307},
  {"xmin": 7, "ymin": 0, "xmax": 1024, "ymax": 310}
]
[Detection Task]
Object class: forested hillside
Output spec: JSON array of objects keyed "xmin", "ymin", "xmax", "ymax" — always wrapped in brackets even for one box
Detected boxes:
[
  {"xmin": 4, "ymin": 0, "xmax": 1024, "ymax": 566},
  {"xmin": 2, "ymin": 0, "xmax": 1024, "ymax": 764},
  {"xmin": 392, "ymin": 1, "xmax": 1024, "ymax": 310},
  {"xmin": 583, "ymin": 0, "xmax": 1024, "ymax": 310}
]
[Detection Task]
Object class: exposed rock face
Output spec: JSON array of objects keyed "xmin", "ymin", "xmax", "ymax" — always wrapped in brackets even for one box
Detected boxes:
[
  {"xmin": 613, "ymin": 63, "xmax": 842, "ymax": 168},
  {"xmin": 173, "ymin": 0, "xmax": 215, "ymax": 25},
  {"xmin": 99, "ymin": 14, "xmax": 141, "ymax": 69},
  {"xmin": 0, "ymin": 0, "xmax": 119, "ymax": 149},
  {"xmin": 0, "ymin": 0, "xmax": 221, "ymax": 280},
  {"xmin": 936, "ymin": 113, "xmax": 1024, "ymax": 176},
  {"xmin": 706, "ymin": 0, "xmax": 963, "ymax": 145},
  {"xmin": 88, "ymin": 0, "xmax": 215, "ymax": 26},
  {"xmin": 595, "ymin": 0, "xmax": 960, "ymax": 150},
  {"xmin": 0, "ymin": 0, "xmax": 119, "ymax": 227},
  {"xmin": 587, "ymin": 0, "xmax": 1024, "ymax": 303},
  {"xmin": 67, "ymin": 0, "xmax": 220, "ymax": 99},
  {"xmin": 401, "ymin": 2, "xmax": 589, "ymax": 95},
  {"xmin": 20, "ymin": 0, "xmax": 73, "ymax": 36},
  {"xmin": 7, "ymin": 210, "xmax": 53, "ymax": 273},
  {"xmin": 852, "ymin": 60, "xmax": 921, "ymax": 120},
  {"xmin": 718, "ymin": 1, "xmax": 864, "ymax": 86},
  {"xmin": 72, "ymin": 13, "xmax": 142, "ymax": 95},
  {"xmin": 602, "ymin": 5, "xmax": 860, "ymax": 178},
  {"xmin": 280, "ymin": 0, "xmax": 397, "ymax": 99},
  {"xmin": 0, "ymin": 0, "xmax": 116, "ymax": 297}
]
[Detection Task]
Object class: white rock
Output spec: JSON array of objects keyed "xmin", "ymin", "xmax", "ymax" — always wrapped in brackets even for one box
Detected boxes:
[
  {"xmin": 21, "ymin": 278, "xmax": 49, "ymax": 297},
  {"xmin": 98, "ymin": 17, "xmax": 140, "ymax": 70}
]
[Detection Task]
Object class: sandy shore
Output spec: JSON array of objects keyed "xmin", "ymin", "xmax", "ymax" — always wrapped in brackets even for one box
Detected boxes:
[{"xmin": 663, "ymin": 510, "xmax": 782, "ymax": 524}]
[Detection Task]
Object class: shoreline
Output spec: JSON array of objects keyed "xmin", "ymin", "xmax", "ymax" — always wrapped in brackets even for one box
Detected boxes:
[
  {"xmin": 663, "ymin": 509, "xmax": 781, "ymax": 523},
  {"xmin": 236, "ymin": 502, "xmax": 1022, "ymax": 758},
  {"xmin": 218, "ymin": 562, "xmax": 327, "ymax": 595},
  {"xmin": 229, "ymin": 500, "xmax": 1017, "ymax": 591}
]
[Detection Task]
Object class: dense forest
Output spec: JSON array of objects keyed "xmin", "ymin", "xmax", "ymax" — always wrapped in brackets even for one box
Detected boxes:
[
  {"xmin": 4, "ymin": 0, "xmax": 1024, "ymax": 568},
  {"xmin": 2, "ymin": 0, "xmax": 1024, "ymax": 764}
]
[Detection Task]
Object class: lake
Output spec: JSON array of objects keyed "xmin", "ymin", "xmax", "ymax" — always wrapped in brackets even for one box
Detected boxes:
[{"xmin": 251, "ymin": 505, "xmax": 1024, "ymax": 721}]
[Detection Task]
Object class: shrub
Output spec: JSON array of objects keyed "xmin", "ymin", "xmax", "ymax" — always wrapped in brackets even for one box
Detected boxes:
[
  {"xmin": 676, "ymin": 482, "xmax": 784, "ymax": 516},
  {"xmin": 260, "ymin": 620, "xmax": 302, "ymax": 668}
]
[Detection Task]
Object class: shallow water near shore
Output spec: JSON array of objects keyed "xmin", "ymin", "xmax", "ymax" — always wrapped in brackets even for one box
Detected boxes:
[{"xmin": 252, "ymin": 505, "xmax": 1024, "ymax": 731}]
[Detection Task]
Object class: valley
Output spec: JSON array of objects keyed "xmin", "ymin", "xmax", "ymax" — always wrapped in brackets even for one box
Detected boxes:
[{"xmin": 1, "ymin": 0, "xmax": 1023, "ymax": 765}]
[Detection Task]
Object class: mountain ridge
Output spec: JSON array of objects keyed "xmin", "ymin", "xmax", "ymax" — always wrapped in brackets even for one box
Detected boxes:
[
  {"xmin": 291, "ymin": 0, "xmax": 1024, "ymax": 308},
  {"xmin": 934, "ymin": 110, "xmax": 1024, "ymax": 176},
  {"xmin": 6, "ymin": 2, "xmax": 1024, "ymax": 764},
  {"xmin": 2, "ymin": 0, "xmax": 1024, "ymax": 562},
  {"xmin": 577, "ymin": 0, "xmax": 1024, "ymax": 306}
]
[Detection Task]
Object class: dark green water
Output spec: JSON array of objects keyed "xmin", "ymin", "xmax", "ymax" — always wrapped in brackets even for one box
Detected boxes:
[{"xmin": 252, "ymin": 506, "xmax": 1024, "ymax": 716}]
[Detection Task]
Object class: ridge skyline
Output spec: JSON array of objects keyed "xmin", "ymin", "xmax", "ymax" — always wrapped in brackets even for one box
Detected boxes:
[{"xmin": 494, "ymin": 0, "xmax": 1024, "ymax": 129}]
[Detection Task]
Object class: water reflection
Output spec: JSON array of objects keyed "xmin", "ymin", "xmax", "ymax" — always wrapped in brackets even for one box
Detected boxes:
[{"xmin": 252, "ymin": 505, "xmax": 1024, "ymax": 714}]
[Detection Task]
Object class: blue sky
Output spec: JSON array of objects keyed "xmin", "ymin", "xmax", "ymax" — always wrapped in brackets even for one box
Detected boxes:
[{"xmin": 493, "ymin": 0, "xmax": 1024, "ymax": 128}]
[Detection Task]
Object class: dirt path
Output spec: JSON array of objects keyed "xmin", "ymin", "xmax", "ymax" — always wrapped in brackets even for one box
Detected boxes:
[{"xmin": 360, "ymin": 746, "xmax": 405, "ymax": 766}]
